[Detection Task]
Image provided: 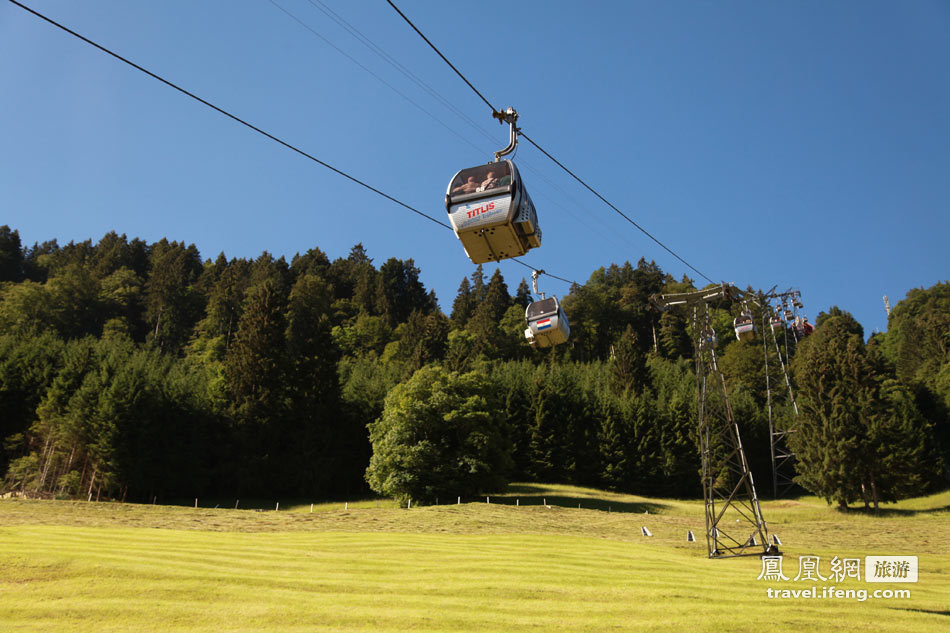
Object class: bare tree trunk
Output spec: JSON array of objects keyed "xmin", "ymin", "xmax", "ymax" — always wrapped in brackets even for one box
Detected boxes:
[
  {"xmin": 860, "ymin": 481, "xmax": 870, "ymax": 509},
  {"xmin": 79, "ymin": 456, "xmax": 89, "ymax": 491},
  {"xmin": 55, "ymin": 446, "xmax": 76, "ymax": 495},
  {"xmin": 870, "ymin": 477, "xmax": 880, "ymax": 511},
  {"xmin": 86, "ymin": 469, "xmax": 96, "ymax": 502},
  {"xmin": 154, "ymin": 307, "xmax": 163, "ymax": 338},
  {"xmin": 154, "ymin": 306, "xmax": 165, "ymax": 352},
  {"xmin": 37, "ymin": 440, "xmax": 57, "ymax": 493}
]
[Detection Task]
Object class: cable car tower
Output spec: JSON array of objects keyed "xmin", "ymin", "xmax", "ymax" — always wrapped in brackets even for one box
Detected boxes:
[
  {"xmin": 651, "ymin": 284, "xmax": 776, "ymax": 558},
  {"xmin": 755, "ymin": 288, "xmax": 810, "ymax": 498}
]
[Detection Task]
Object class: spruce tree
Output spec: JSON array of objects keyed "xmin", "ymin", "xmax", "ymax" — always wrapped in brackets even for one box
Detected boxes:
[
  {"xmin": 789, "ymin": 316, "xmax": 870, "ymax": 508},
  {"xmin": 513, "ymin": 278, "xmax": 533, "ymax": 309},
  {"xmin": 450, "ymin": 277, "xmax": 474, "ymax": 325},
  {"xmin": 0, "ymin": 226, "xmax": 25, "ymax": 282},
  {"xmin": 611, "ymin": 324, "xmax": 648, "ymax": 395}
]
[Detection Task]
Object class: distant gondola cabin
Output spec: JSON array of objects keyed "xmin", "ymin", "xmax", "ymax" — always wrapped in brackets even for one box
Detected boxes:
[
  {"xmin": 734, "ymin": 314, "xmax": 755, "ymax": 341},
  {"xmin": 524, "ymin": 297, "xmax": 569, "ymax": 348}
]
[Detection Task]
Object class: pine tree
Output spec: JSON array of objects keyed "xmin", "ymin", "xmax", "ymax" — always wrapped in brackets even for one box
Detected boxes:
[
  {"xmin": 199, "ymin": 257, "xmax": 251, "ymax": 350},
  {"xmin": 611, "ymin": 324, "xmax": 648, "ymax": 395},
  {"xmin": 144, "ymin": 240, "xmax": 203, "ymax": 352},
  {"xmin": 375, "ymin": 258, "xmax": 433, "ymax": 326},
  {"xmin": 225, "ymin": 279, "xmax": 288, "ymax": 421},
  {"xmin": 398, "ymin": 310, "xmax": 449, "ymax": 374},
  {"xmin": 224, "ymin": 278, "xmax": 290, "ymax": 493},
  {"xmin": 450, "ymin": 277, "xmax": 474, "ymax": 325},
  {"xmin": 0, "ymin": 226, "xmax": 25, "ymax": 282},
  {"xmin": 513, "ymin": 278, "xmax": 533, "ymax": 308},
  {"xmin": 282, "ymin": 273, "xmax": 342, "ymax": 495},
  {"xmin": 657, "ymin": 311, "xmax": 691, "ymax": 359},
  {"xmin": 470, "ymin": 264, "xmax": 485, "ymax": 303}
]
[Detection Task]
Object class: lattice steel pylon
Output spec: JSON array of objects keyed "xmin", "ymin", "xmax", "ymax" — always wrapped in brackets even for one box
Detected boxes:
[
  {"xmin": 759, "ymin": 291, "xmax": 801, "ymax": 498},
  {"xmin": 652, "ymin": 284, "xmax": 778, "ymax": 558}
]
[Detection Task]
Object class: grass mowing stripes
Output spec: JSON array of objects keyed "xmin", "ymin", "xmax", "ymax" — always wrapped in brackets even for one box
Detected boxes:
[{"xmin": 1, "ymin": 485, "xmax": 948, "ymax": 632}]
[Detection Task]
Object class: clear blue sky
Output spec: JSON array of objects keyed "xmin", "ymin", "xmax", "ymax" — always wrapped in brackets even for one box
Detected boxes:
[{"xmin": 2, "ymin": 0, "xmax": 948, "ymax": 336}]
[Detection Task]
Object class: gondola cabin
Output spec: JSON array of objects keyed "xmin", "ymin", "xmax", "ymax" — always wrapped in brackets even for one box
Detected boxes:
[
  {"xmin": 769, "ymin": 315, "xmax": 784, "ymax": 331},
  {"xmin": 524, "ymin": 297, "xmax": 569, "ymax": 348},
  {"xmin": 445, "ymin": 160, "xmax": 540, "ymax": 264},
  {"xmin": 734, "ymin": 313, "xmax": 755, "ymax": 341},
  {"xmin": 793, "ymin": 316, "xmax": 814, "ymax": 338}
]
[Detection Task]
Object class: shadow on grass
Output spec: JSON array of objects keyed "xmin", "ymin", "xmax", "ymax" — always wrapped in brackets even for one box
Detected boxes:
[
  {"xmin": 836, "ymin": 504, "xmax": 950, "ymax": 517},
  {"xmin": 159, "ymin": 497, "xmax": 388, "ymax": 511},
  {"xmin": 488, "ymin": 484, "xmax": 670, "ymax": 514},
  {"xmin": 892, "ymin": 608, "xmax": 950, "ymax": 617}
]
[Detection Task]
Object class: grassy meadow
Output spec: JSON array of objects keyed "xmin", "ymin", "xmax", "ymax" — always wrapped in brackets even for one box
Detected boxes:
[{"xmin": 1, "ymin": 483, "xmax": 948, "ymax": 632}]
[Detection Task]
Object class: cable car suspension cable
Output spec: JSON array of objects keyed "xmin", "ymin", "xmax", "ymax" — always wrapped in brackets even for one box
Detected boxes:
[
  {"xmin": 5, "ymin": 0, "xmax": 454, "ymax": 231},
  {"xmin": 275, "ymin": 0, "xmax": 628, "ymax": 259},
  {"xmin": 386, "ymin": 0, "xmax": 717, "ymax": 286},
  {"xmin": 384, "ymin": 0, "xmax": 499, "ymax": 114},
  {"xmin": 306, "ymin": 0, "xmax": 500, "ymax": 149},
  {"xmin": 267, "ymin": 0, "xmax": 498, "ymax": 161},
  {"xmin": 8, "ymin": 0, "xmax": 576, "ymax": 290}
]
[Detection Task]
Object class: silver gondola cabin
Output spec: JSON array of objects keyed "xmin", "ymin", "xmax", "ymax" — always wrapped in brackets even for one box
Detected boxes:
[
  {"xmin": 445, "ymin": 159, "xmax": 541, "ymax": 264},
  {"xmin": 734, "ymin": 312, "xmax": 755, "ymax": 341},
  {"xmin": 524, "ymin": 296, "xmax": 570, "ymax": 348}
]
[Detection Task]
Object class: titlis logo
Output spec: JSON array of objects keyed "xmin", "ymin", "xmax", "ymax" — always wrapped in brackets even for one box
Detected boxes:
[{"xmin": 466, "ymin": 201, "xmax": 495, "ymax": 219}]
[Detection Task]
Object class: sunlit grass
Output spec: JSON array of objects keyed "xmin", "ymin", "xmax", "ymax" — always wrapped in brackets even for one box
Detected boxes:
[{"xmin": 1, "ymin": 484, "xmax": 948, "ymax": 632}]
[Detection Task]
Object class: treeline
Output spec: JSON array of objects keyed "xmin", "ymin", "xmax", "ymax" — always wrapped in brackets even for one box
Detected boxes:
[{"xmin": 0, "ymin": 226, "xmax": 946, "ymax": 505}]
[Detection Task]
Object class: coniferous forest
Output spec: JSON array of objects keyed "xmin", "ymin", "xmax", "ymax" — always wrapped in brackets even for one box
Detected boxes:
[{"xmin": 0, "ymin": 226, "xmax": 946, "ymax": 507}]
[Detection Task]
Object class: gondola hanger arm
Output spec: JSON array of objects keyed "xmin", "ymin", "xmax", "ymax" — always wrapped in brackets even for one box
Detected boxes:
[
  {"xmin": 531, "ymin": 269, "xmax": 545, "ymax": 300},
  {"xmin": 493, "ymin": 107, "xmax": 519, "ymax": 162}
]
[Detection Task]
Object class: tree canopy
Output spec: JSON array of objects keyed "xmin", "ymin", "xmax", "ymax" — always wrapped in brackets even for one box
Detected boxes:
[{"xmin": 0, "ymin": 225, "xmax": 944, "ymax": 507}]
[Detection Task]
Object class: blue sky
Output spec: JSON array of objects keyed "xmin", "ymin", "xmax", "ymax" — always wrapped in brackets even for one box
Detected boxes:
[{"xmin": 2, "ymin": 0, "xmax": 947, "ymax": 336}]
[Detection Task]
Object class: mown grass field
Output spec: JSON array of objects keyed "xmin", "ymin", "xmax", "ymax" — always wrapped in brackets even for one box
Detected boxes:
[{"xmin": 1, "ymin": 483, "xmax": 948, "ymax": 632}]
